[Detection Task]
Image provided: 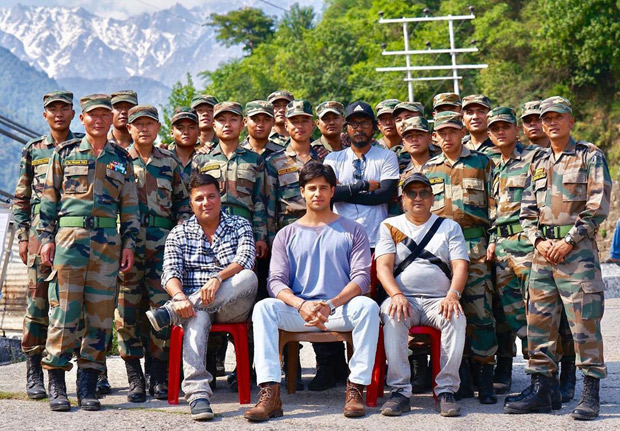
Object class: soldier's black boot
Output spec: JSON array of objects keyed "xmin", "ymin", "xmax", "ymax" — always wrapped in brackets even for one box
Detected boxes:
[
  {"xmin": 48, "ymin": 369, "xmax": 70, "ymax": 412},
  {"xmin": 96, "ymin": 369, "xmax": 112, "ymax": 396},
  {"xmin": 505, "ymin": 374, "xmax": 533, "ymax": 404},
  {"xmin": 454, "ymin": 359, "xmax": 474, "ymax": 400},
  {"xmin": 504, "ymin": 373, "xmax": 552, "ymax": 414},
  {"xmin": 478, "ymin": 363, "xmax": 497, "ymax": 404},
  {"xmin": 26, "ymin": 353, "xmax": 47, "ymax": 399},
  {"xmin": 571, "ymin": 376, "xmax": 600, "ymax": 420},
  {"xmin": 560, "ymin": 358, "xmax": 576, "ymax": 402},
  {"xmin": 550, "ymin": 372, "xmax": 562, "ymax": 410},
  {"xmin": 410, "ymin": 354, "xmax": 432, "ymax": 393},
  {"xmin": 149, "ymin": 358, "xmax": 169, "ymax": 400},
  {"xmin": 125, "ymin": 359, "xmax": 146, "ymax": 403},
  {"xmin": 77, "ymin": 368, "xmax": 101, "ymax": 411},
  {"xmin": 493, "ymin": 356, "xmax": 512, "ymax": 395}
]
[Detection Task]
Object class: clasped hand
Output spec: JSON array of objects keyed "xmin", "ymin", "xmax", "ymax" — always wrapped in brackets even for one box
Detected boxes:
[{"xmin": 299, "ymin": 301, "xmax": 330, "ymax": 330}]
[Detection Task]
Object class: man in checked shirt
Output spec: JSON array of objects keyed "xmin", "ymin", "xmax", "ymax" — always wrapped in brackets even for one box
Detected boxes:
[{"xmin": 146, "ymin": 172, "xmax": 258, "ymax": 421}]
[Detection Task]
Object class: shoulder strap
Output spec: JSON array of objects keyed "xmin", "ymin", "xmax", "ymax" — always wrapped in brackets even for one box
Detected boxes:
[{"xmin": 394, "ymin": 216, "xmax": 445, "ymax": 277}]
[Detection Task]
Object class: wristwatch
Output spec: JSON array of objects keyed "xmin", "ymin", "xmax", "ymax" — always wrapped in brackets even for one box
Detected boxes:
[
  {"xmin": 326, "ymin": 300, "xmax": 336, "ymax": 316},
  {"xmin": 211, "ymin": 273, "xmax": 223, "ymax": 284},
  {"xmin": 564, "ymin": 234, "xmax": 576, "ymax": 246},
  {"xmin": 448, "ymin": 289, "xmax": 462, "ymax": 299}
]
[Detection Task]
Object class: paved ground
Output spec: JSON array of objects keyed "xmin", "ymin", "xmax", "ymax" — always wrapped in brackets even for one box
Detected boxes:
[{"xmin": 2, "ymin": 299, "xmax": 620, "ymax": 430}]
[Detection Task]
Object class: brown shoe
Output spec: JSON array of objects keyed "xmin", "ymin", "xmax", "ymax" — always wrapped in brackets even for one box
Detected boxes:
[
  {"xmin": 244, "ymin": 383, "xmax": 283, "ymax": 422},
  {"xmin": 344, "ymin": 380, "xmax": 366, "ymax": 417}
]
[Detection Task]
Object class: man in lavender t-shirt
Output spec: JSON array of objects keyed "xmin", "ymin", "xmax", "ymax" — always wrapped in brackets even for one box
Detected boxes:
[{"xmin": 244, "ymin": 162, "xmax": 380, "ymax": 422}]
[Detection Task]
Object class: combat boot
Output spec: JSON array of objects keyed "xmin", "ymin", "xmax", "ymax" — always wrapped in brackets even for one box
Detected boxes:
[
  {"xmin": 411, "ymin": 354, "xmax": 432, "ymax": 394},
  {"xmin": 504, "ymin": 374, "xmax": 532, "ymax": 404},
  {"xmin": 478, "ymin": 363, "xmax": 497, "ymax": 404},
  {"xmin": 550, "ymin": 372, "xmax": 562, "ymax": 410},
  {"xmin": 149, "ymin": 358, "xmax": 169, "ymax": 400},
  {"xmin": 244, "ymin": 383, "xmax": 283, "ymax": 422},
  {"xmin": 125, "ymin": 359, "xmax": 146, "ymax": 403},
  {"xmin": 77, "ymin": 368, "xmax": 101, "ymax": 411},
  {"xmin": 96, "ymin": 369, "xmax": 112, "ymax": 396},
  {"xmin": 26, "ymin": 353, "xmax": 47, "ymax": 399},
  {"xmin": 504, "ymin": 373, "xmax": 552, "ymax": 414},
  {"xmin": 308, "ymin": 364, "xmax": 335, "ymax": 391},
  {"xmin": 454, "ymin": 359, "xmax": 474, "ymax": 400},
  {"xmin": 493, "ymin": 356, "xmax": 512, "ymax": 395},
  {"xmin": 560, "ymin": 358, "xmax": 576, "ymax": 402},
  {"xmin": 48, "ymin": 369, "xmax": 70, "ymax": 412},
  {"xmin": 343, "ymin": 380, "xmax": 366, "ymax": 417},
  {"xmin": 571, "ymin": 376, "xmax": 600, "ymax": 420}
]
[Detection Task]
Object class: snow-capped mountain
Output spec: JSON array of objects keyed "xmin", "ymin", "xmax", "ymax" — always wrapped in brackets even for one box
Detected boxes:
[{"xmin": 0, "ymin": 3, "xmax": 243, "ymax": 86}]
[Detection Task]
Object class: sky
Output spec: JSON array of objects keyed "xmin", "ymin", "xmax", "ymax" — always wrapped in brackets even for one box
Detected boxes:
[{"xmin": 1, "ymin": 0, "xmax": 325, "ymax": 19}]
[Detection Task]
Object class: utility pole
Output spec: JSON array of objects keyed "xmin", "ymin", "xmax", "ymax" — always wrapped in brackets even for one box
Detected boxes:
[{"xmin": 376, "ymin": 7, "xmax": 488, "ymax": 101}]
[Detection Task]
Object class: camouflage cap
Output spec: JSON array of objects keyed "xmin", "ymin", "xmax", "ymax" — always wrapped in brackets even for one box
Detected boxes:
[
  {"xmin": 401, "ymin": 116, "xmax": 431, "ymax": 134},
  {"xmin": 539, "ymin": 96, "xmax": 572, "ymax": 116},
  {"xmin": 43, "ymin": 91, "xmax": 73, "ymax": 107},
  {"xmin": 316, "ymin": 101, "xmax": 344, "ymax": 119},
  {"xmin": 267, "ymin": 90, "xmax": 294, "ymax": 104},
  {"xmin": 171, "ymin": 106, "xmax": 198, "ymax": 125},
  {"xmin": 487, "ymin": 107, "xmax": 517, "ymax": 127},
  {"xmin": 375, "ymin": 99, "xmax": 400, "ymax": 117},
  {"xmin": 433, "ymin": 111, "xmax": 463, "ymax": 130},
  {"xmin": 245, "ymin": 100, "xmax": 274, "ymax": 118},
  {"xmin": 462, "ymin": 94, "xmax": 492, "ymax": 110},
  {"xmin": 401, "ymin": 172, "xmax": 432, "ymax": 191},
  {"xmin": 191, "ymin": 94, "xmax": 219, "ymax": 109},
  {"xmin": 110, "ymin": 90, "xmax": 138, "ymax": 106},
  {"xmin": 519, "ymin": 100, "xmax": 542, "ymax": 119},
  {"xmin": 214, "ymin": 101, "xmax": 243, "ymax": 118},
  {"xmin": 80, "ymin": 94, "xmax": 113, "ymax": 112},
  {"xmin": 285, "ymin": 100, "xmax": 313, "ymax": 118},
  {"xmin": 433, "ymin": 93, "xmax": 461, "ymax": 109},
  {"xmin": 128, "ymin": 104, "xmax": 159, "ymax": 123},
  {"xmin": 393, "ymin": 101, "xmax": 425, "ymax": 117}
]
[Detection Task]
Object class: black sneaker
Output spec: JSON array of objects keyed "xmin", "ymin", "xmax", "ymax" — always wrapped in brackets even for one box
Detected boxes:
[
  {"xmin": 437, "ymin": 392, "xmax": 461, "ymax": 417},
  {"xmin": 146, "ymin": 308, "xmax": 171, "ymax": 331},
  {"xmin": 190, "ymin": 398, "xmax": 214, "ymax": 421},
  {"xmin": 381, "ymin": 391, "xmax": 411, "ymax": 416}
]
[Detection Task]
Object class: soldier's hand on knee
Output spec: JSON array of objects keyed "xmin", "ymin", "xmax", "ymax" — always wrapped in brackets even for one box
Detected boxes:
[
  {"xmin": 40, "ymin": 243, "xmax": 55, "ymax": 266},
  {"xmin": 388, "ymin": 293, "xmax": 411, "ymax": 322},
  {"xmin": 18, "ymin": 240, "xmax": 28, "ymax": 265}
]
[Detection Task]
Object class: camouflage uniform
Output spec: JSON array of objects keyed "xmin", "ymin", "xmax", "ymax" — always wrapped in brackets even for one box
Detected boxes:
[
  {"xmin": 115, "ymin": 106, "xmax": 190, "ymax": 362},
  {"xmin": 38, "ymin": 96, "xmax": 140, "ymax": 372},
  {"xmin": 241, "ymin": 100, "xmax": 283, "ymax": 158},
  {"xmin": 461, "ymin": 95, "xmax": 501, "ymax": 165},
  {"xmin": 311, "ymin": 101, "xmax": 347, "ymax": 158},
  {"xmin": 520, "ymin": 112, "xmax": 611, "ymax": 378},
  {"xmin": 14, "ymin": 116, "xmax": 82, "ymax": 355},
  {"xmin": 107, "ymin": 90, "xmax": 138, "ymax": 148},
  {"xmin": 423, "ymin": 113, "xmax": 496, "ymax": 364},
  {"xmin": 267, "ymin": 90, "xmax": 294, "ymax": 147},
  {"xmin": 191, "ymin": 94, "xmax": 220, "ymax": 152}
]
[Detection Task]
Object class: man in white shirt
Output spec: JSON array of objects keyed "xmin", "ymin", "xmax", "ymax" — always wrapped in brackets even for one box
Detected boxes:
[
  {"xmin": 325, "ymin": 101, "xmax": 400, "ymax": 248},
  {"xmin": 375, "ymin": 173, "xmax": 469, "ymax": 417}
]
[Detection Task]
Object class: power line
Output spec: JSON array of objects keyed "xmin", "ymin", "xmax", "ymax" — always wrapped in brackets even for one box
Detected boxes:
[{"xmin": 257, "ymin": 0, "xmax": 288, "ymax": 12}]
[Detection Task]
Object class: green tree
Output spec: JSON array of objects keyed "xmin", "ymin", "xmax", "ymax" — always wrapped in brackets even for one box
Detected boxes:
[
  {"xmin": 208, "ymin": 7, "xmax": 275, "ymax": 54},
  {"xmin": 159, "ymin": 73, "xmax": 196, "ymax": 145}
]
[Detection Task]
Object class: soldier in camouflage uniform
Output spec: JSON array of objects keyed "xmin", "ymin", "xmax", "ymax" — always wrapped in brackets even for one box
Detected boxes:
[
  {"xmin": 376, "ymin": 99, "xmax": 401, "ymax": 150},
  {"xmin": 433, "ymin": 93, "xmax": 462, "ymax": 115},
  {"xmin": 108, "ymin": 90, "xmax": 138, "ymax": 149},
  {"xmin": 191, "ymin": 94, "xmax": 219, "ymax": 151},
  {"xmin": 38, "ymin": 94, "xmax": 140, "ymax": 412},
  {"xmin": 169, "ymin": 107, "xmax": 200, "ymax": 190},
  {"xmin": 115, "ymin": 105, "xmax": 190, "ymax": 402},
  {"xmin": 422, "ymin": 111, "xmax": 497, "ymax": 405},
  {"xmin": 312, "ymin": 101, "xmax": 347, "ymax": 155},
  {"xmin": 506, "ymin": 97, "xmax": 611, "ymax": 420},
  {"xmin": 461, "ymin": 95, "xmax": 501, "ymax": 164},
  {"xmin": 241, "ymin": 100, "xmax": 282, "ymax": 158},
  {"xmin": 13, "ymin": 91, "xmax": 80, "ymax": 400},
  {"xmin": 485, "ymin": 107, "xmax": 540, "ymax": 395},
  {"xmin": 520, "ymin": 101, "xmax": 550, "ymax": 148},
  {"xmin": 267, "ymin": 90, "xmax": 294, "ymax": 146}
]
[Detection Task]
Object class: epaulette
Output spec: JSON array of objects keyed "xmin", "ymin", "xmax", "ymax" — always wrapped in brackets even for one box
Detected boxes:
[
  {"xmin": 73, "ymin": 132, "xmax": 85, "ymax": 139},
  {"xmin": 58, "ymin": 138, "xmax": 81, "ymax": 150},
  {"xmin": 424, "ymin": 153, "xmax": 443, "ymax": 166},
  {"xmin": 575, "ymin": 140, "xmax": 598, "ymax": 152},
  {"xmin": 24, "ymin": 135, "xmax": 46, "ymax": 149},
  {"xmin": 109, "ymin": 141, "xmax": 130, "ymax": 158}
]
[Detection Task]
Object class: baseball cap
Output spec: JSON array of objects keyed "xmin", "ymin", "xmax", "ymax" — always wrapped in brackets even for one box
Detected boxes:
[
  {"xmin": 128, "ymin": 104, "xmax": 159, "ymax": 123},
  {"xmin": 267, "ymin": 90, "xmax": 294, "ymax": 104},
  {"xmin": 393, "ymin": 101, "xmax": 425, "ymax": 117},
  {"xmin": 191, "ymin": 94, "xmax": 218, "ymax": 109},
  {"xmin": 401, "ymin": 117, "xmax": 431, "ymax": 134},
  {"xmin": 245, "ymin": 100, "xmax": 274, "ymax": 118},
  {"xmin": 433, "ymin": 93, "xmax": 461, "ymax": 109},
  {"xmin": 539, "ymin": 96, "xmax": 572, "ymax": 116},
  {"xmin": 43, "ymin": 91, "xmax": 73, "ymax": 107},
  {"xmin": 462, "ymin": 94, "xmax": 492, "ymax": 110},
  {"xmin": 285, "ymin": 100, "xmax": 313, "ymax": 118},
  {"xmin": 111, "ymin": 90, "xmax": 138, "ymax": 106},
  {"xmin": 171, "ymin": 106, "xmax": 198, "ymax": 125},
  {"xmin": 375, "ymin": 99, "xmax": 400, "ymax": 117},
  {"xmin": 80, "ymin": 94, "xmax": 113, "ymax": 112},
  {"xmin": 433, "ymin": 111, "xmax": 464, "ymax": 130},
  {"xmin": 487, "ymin": 107, "xmax": 517, "ymax": 126},
  {"xmin": 519, "ymin": 100, "xmax": 542, "ymax": 119},
  {"xmin": 316, "ymin": 101, "xmax": 345, "ymax": 119},
  {"xmin": 345, "ymin": 101, "xmax": 375, "ymax": 121},
  {"xmin": 213, "ymin": 101, "xmax": 243, "ymax": 117},
  {"xmin": 401, "ymin": 172, "xmax": 432, "ymax": 191}
]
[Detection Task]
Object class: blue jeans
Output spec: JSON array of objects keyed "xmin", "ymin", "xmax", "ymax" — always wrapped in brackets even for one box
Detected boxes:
[{"xmin": 611, "ymin": 219, "xmax": 620, "ymax": 259}]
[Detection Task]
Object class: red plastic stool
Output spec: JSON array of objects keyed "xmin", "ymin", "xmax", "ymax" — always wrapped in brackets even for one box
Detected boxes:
[
  {"xmin": 365, "ymin": 326, "xmax": 386, "ymax": 407},
  {"xmin": 168, "ymin": 322, "xmax": 252, "ymax": 405}
]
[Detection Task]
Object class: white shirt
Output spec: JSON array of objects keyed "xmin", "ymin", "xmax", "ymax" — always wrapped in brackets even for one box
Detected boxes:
[{"xmin": 325, "ymin": 145, "xmax": 400, "ymax": 247}]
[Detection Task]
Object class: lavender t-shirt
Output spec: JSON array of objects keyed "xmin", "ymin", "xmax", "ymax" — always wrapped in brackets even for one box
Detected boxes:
[{"xmin": 268, "ymin": 216, "xmax": 371, "ymax": 299}]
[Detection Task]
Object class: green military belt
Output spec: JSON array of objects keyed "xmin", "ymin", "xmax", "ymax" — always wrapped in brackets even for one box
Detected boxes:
[
  {"xmin": 462, "ymin": 226, "xmax": 487, "ymax": 240},
  {"xmin": 32, "ymin": 203, "xmax": 40, "ymax": 215},
  {"xmin": 496, "ymin": 223, "xmax": 523, "ymax": 238},
  {"xmin": 141, "ymin": 215, "xmax": 172, "ymax": 229},
  {"xmin": 223, "ymin": 205, "xmax": 251, "ymax": 220},
  {"xmin": 540, "ymin": 225, "xmax": 572, "ymax": 240},
  {"xmin": 58, "ymin": 216, "xmax": 117, "ymax": 229}
]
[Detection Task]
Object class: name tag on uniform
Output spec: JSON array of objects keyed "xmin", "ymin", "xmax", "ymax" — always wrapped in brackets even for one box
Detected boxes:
[
  {"xmin": 429, "ymin": 177, "xmax": 444, "ymax": 184},
  {"xmin": 278, "ymin": 166, "xmax": 297, "ymax": 176},
  {"xmin": 32, "ymin": 158, "xmax": 50, "ymax": 166},
  {"xmin": 65, "ymin": 159, "xmax": 88, "ymax": 166},
  {"xmin": 532, "ymin": 168, "xmax": 546, "ymax": 181},
  {"xmin": 200, "ymin": 164, "xmax": 221, "ymax": 178}
]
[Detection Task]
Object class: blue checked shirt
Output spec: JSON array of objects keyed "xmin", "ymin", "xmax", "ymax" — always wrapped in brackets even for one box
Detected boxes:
[{"xmin": 161, "ymin": 212, "xmax": 256, "ymax": 295}]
